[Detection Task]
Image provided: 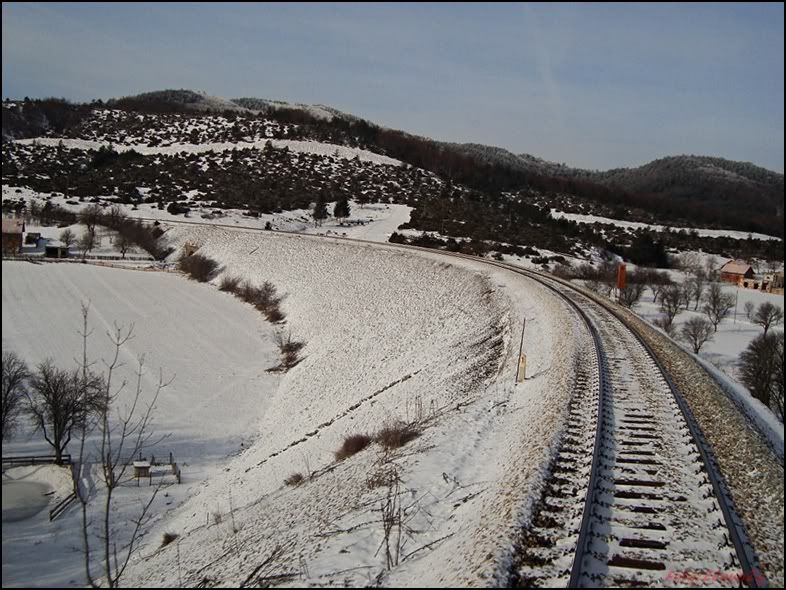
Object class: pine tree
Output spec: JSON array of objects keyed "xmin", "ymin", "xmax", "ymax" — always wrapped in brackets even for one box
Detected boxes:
[
  {"xmin": 333, "ymin": 196, "xmax": 351, "ymax": 223},
  {"xmin": 312, "ymin": 196, "xmax": 328, "ymax": 227}
]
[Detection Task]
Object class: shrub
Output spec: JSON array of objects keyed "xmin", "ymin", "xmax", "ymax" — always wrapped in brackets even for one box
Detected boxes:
[
  {"xmin": 219, "ymin": 274, "xmax": 241, "ymax": 293},
  {"xmin": 265, "ymin": 306, "xmax": 286, "ymax": 323},
  {"xmin": 254, "ymin": 281, "xmax": 280, "ymax": 312},
  {"xmin": 178, "ymin": 253, "xmax": 219, "ymax": 282},
  {"xmin": 167, "ymin": 201, "xmax": 190, "ymax": 216},
  {"xmin": 272, "ymin": 331, "xmax": 305, "ymax": 371},
  {"xmin": 335, "ymin": 434, "xmax": 372, "ymax": 462},
  {"xmin": 234, "ymin": 280, "xmax": 286, "ymax": 321},
  {"xmin": 375, "ymin": 421, "xmax": 420, "ymax": 449},
  {"xmin": 284, "ymin": 473, "xmax": 304, "ymax": 487},
  {"xmin": 160, "ymin": 532, "xmax": 179, "ymax": 548}
]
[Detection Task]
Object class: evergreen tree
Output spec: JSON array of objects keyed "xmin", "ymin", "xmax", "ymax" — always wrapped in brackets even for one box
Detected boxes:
[
  {"xmin": 334, "ymin": 196, "xmax": 351, "ymax": 222},
  {"xmin": 312, "ymin": 196, "xmax": 328, "ymax": 227}
]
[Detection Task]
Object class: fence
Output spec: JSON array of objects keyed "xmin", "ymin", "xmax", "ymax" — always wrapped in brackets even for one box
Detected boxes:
[{"xmin": 1, "ymin": 454, "xmax": 71, "ymax": 468}]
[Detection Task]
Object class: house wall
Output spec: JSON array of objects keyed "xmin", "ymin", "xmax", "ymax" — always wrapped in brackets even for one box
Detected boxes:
[
  {"xmin": 2, "ymin": 233, "xmax": 22, "ymax": 255},
  {"xmin": 721, "ymin": 272, "xmax": 744, "ymax": 283}
]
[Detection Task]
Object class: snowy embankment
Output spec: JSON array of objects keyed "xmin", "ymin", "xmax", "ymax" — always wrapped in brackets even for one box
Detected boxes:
[
  {"xmin": 114, "ymin": 225, "xmax": 581, "ymax": 587},
  {"xmin": 550, "ymin": 209, "xmax": 783, "ymax": 241}
]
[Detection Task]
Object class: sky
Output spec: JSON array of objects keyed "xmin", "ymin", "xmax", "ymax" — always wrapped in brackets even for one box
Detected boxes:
[{"xmin": 2, "ymin": 2, "xmax": 784, "ymax": 172}]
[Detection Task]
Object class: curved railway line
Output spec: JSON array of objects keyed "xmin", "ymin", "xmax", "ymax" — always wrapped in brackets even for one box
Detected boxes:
[
  {"xmin": 475, "ymin": 262, "xmax": 767, "ymax": 588},
  {"xmin": 127, "ymin": 216, "xmax": 768, "ymax": 587}
]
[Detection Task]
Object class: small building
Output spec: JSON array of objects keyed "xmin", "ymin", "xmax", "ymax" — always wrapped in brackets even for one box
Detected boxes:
[
  {"xmin": 768, "ymin": 271, "xmax": 785, "ymax": 291},
  {"xmin": 740, "ymin": 277, "xmax": 769, "ymax": 291},
  {"xmin": 44, "ymin": 240, "xmax": 70, "ymax": 258},
  {"xmin": 2, "ymin": 218, "xmax": 25, "ymax": 255},
  {"xmin": 719, "ymin": 260, "xmax": 754, "ymax": 284},
  {"xmin": 738, "ymin": 270, "xmax": 784, "ymax": 294}
]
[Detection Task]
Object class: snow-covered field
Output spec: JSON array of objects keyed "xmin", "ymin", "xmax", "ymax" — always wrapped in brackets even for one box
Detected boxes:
[
  {"xmin": 634, "ymin": 282, "xmax": 784, "ymax": 379},
  {"xmin": 2, "ymin": 185, "xmax": 413, "ymax": 246},
  {"xmin": 550, "ymin": 209, "xmax": 783, "ymax": 241},
  {"xmin": 2, "ymin": 260, "xmax": 280, "ymax": 587},
  {"xmin": 2, "ymin": 226, "xmax": 585, "ymax": 587}
]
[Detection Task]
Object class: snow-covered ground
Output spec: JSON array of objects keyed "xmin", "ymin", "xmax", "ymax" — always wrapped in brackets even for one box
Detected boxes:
[
  {"xmin": 2, "ymin": 185, "xmax": 413, "ymax": 246},
  {"xmin": 550, "ymin": 209, "xmax": 783, "ymax": 241},
  {"xmin": 1, "ymin": 220, "xmax": 589, "ymax": 587},
  {"xmin": 18, "ymin": 222, "xmax": 152, "ymax": 260},
  {"xmin": 2, "ymin": 260, "xmax": 280, "ymax": 587}
]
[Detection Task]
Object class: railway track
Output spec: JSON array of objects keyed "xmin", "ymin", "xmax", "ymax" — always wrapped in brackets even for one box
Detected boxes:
[
  {"xmin": 130, "ymin": 215, "xmax": 767, "ymax": 587},
  {"xmin": 494, "ymin": 268, "xmax": 766, "ymax": 588}
]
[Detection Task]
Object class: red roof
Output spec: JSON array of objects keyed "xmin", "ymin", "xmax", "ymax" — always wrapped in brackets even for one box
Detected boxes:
[{"xmin": 719, "ymin": 260, "xmax": 753, "ymax": 275}]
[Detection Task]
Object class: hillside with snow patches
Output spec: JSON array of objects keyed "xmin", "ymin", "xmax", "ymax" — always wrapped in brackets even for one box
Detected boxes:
[
  {"xmin": 2, "ymin": 94, "xmax": 784, "ymax": 586},
  {"xmin": 2, "ymin": 226, "xmax": 585, "ymax": 587}
]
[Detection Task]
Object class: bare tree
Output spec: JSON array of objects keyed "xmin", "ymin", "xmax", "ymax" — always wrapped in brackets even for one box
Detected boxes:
[
  {"xmin": 659, "ymin": 285, "xmax": 683, "ymax": 330},
  {"xmin": 704, "ymin": 255, "xmax": 719, "ymax": 282},
  {"xmin": 80, "ymin": 204, "xmax": 104, "ymax": 235},
  {"xmin": 618, "ymin": 283, "xmax": 646, "ymax": 308},
  {"xmin": 2, "ymin": 351, "xmax": 29, "ymax": 441},
  {"xmin": 647, "ymin": 270, "xmax": 672, "ymax": 303},
  {"xmin": 739, "ymin": 331, "xmax": 783, "ymax": 419},
  {"xmin": 679, "ymin": 281, "xmax": 692, "ymax": 310},
  {"xmin": 60, "ymin": 227, "xmax": 76, "ymax": 250},
  {"xmin": 79, "ymin": 229, "xmax": 97, "ymax": 260},
  {"xmin": 677, "ymin": 252, "xmax": 702, "ymax": 276},
  {"xmin": 680, "ymin": 317, "xmax": 715, "ymax": 354},
  {"xmin": 26, "ymin": 359, "xmax": 104, "ymax": 464},
  {"xmin": 689, "ymin": 270, "xmax": 706, "ymax": 311},
  {"xmin": 115, "ymin": 232, "xmax": 132, "ymax": 259},
  {"xmin": 702, "ymin": 284, "xmax": 736, "ymax": 332},
  {"xmin": 753, "ymin": 302, "xmax": 784, "ymax": 336},
  {"xmin": 74, "ymin": 303, "xmax": 172, "ymax": 588},
  {"xmin": 744, "ymin": 301, "xmax": 756, "ymax": 321},
  {"xmin": 105, "ymin": 204, "xmax": 127, "ymax": 230}
]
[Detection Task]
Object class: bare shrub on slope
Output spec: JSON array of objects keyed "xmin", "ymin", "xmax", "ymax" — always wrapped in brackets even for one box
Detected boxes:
[
  {"xmin": 178, "ymin": 252, "xmax": 220, "ymax": 282},
  {"xmin": 375, "ymin": 420, "xmax": 421, "ymax": 449},
  {"xmin": 270, "ymin": 331, "xmax": 305, "ymax": 372},
  {"xmin": 334, "ymin": 434, "xmax": 372, "ymax": 462}
]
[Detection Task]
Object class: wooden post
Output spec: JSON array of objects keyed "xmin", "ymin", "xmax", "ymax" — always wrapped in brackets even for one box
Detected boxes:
[
  {"xmin": 515, "ymin": 319, "xmax": 526, "ymax": 384},
  {"xmin": 517, "ymin": 354, "xmax": 527, "ymax": 383}
]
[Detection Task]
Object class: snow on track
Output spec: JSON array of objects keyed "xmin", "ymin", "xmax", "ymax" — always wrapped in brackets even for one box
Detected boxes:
[
  {"xmin": 431, "ymin": 257, "xmax": 750, "ymax": 588},
  {"xmin": 572, "ymin": 292, "xmax": 736, "ymax": 587}
]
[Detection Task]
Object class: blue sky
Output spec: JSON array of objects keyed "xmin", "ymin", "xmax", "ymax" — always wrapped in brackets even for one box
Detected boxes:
[{"xmin": 2, "ymin": 2, "xmax": 784, "ymax": 172}]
